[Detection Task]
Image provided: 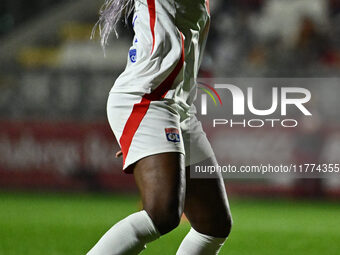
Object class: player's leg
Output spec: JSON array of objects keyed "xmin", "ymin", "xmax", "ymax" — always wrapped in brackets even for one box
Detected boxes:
[
  {"xmin": 184, "ymin": 157, "xmax": 232, "ymax": 237},
  {"xmin": 87, "ymin": 152, "xmax": 186, "ymax": 255},
  {"xmin": 175, "ymin": 112, "xmax": 232, "ymax": 254},
  {"xmin": 176, "ymin": 157, "xmax": 232, "ymax": 255},
  {"xmin": 134, "ymin": 152, "xmax": 186, "ymax": 234},
  {"xmin": 89, "ymin": 89, "xmax": 186, "ymax": 254}
]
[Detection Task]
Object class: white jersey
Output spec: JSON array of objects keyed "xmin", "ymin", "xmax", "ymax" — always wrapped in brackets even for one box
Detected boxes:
[
  {"xmin": 111, "ymin": 0, "xmax": 210, "ymax": 109},
  {"xmin": 107, "ymin": 0, "xmax": 214, "ymax": 171}
]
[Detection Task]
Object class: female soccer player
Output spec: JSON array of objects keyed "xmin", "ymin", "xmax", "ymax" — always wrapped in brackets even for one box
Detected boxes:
[{"xmin": 87, "ymin": 0, "xmax": 232, "ymax": 254}]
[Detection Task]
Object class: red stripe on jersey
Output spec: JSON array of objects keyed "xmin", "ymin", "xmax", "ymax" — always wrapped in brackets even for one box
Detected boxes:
[
  {"xmin": 119, "ymin": 33, "xmax": 185, "ymax": 169},
  {"xmin": 147, "ymin": 0, "xmax": 156, "ymax": 53}
]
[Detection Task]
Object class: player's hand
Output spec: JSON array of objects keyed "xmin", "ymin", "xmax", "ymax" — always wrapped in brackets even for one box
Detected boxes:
[{"xmin": 115, "ymin": 150, "xmax": 123, "ymax": 158}]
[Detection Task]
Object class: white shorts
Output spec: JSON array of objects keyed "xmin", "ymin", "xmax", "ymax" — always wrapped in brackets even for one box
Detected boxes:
[
  {"xmin": 107, "ymin": 0, "xmax": 213, "ymax": 171},
  {"xmin": 107, "ymin": 93, "xmax": 214, "ymax": 171}
]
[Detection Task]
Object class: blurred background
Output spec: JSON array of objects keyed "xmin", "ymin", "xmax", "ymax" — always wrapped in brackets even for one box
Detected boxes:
[{"xmin": 0, "ymin": 0, "xmax": 340, "ymax": 254}]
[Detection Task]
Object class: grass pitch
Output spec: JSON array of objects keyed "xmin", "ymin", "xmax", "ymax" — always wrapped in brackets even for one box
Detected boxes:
[{"xmin": 0, "ymin": 192, "xmax": 340, "ymax": 255}]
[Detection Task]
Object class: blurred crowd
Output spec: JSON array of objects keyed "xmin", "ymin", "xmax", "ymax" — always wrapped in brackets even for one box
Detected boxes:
[
  {"xmin": 0, "ymin": 0, "xmax": 64, "ymax": 36},
  {"xmin": 1, "ymin": 0, "xmax": 340, "ymax": 76},
  {"xmin": 205, "ymin": 0, "xmax": 340, "ymax": 76}
]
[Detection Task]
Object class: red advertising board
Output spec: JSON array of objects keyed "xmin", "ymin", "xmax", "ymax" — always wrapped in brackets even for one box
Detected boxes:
[{"xmin": 0, "ymin": 121, "xmax": 135, "ymax": 191}]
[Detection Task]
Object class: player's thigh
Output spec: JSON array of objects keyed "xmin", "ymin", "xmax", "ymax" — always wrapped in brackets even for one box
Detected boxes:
[
  {"xmin": 181, "ymin": 114, "xmax": 232, "ymax": 237},
  {"xmin": 184, "ymin": 157, "xmax": 232, "ymax": 237},
  {"xmin": 133, "ymin": 152, "xmax": 186, "ymax": 234}
]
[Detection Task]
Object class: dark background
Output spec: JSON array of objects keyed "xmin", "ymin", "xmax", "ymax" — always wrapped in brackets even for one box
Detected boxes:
[{"xmin": 0, "ymin": 0, "xmax": 340, "ymax": 198}]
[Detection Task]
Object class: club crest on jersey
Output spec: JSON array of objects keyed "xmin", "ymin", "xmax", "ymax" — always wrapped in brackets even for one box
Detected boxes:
[
  {"xmin": 129, "ymin": 49, "xmax": 137, "ymax": 63},
  {"xmin": 165, "ymin": 128, "xmax": 180, "ymax": 143}
]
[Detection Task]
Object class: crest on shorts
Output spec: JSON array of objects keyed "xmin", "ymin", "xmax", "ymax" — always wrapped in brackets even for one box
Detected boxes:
[
  {"xmin": 165, "ymin": 128, "xmax": 180, "ymax": 143},
  {"xmin": 129, "ymin": 49, "xmax": 137, "ymax": 63}
]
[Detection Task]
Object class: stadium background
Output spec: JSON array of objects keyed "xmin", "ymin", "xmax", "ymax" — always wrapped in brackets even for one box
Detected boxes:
[{"xmin": 0, "ymin": 0, "xmax": 340, "ymax": 254}]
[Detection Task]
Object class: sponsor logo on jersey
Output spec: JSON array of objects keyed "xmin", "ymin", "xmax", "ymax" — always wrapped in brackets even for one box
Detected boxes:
[
  {"xmin": 129, "ymin": 49, "xmax": 137, "ymax": 63},
  {"xmin": 165, "ymin": 128, "xmax": 180, "ymax": 143}
]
